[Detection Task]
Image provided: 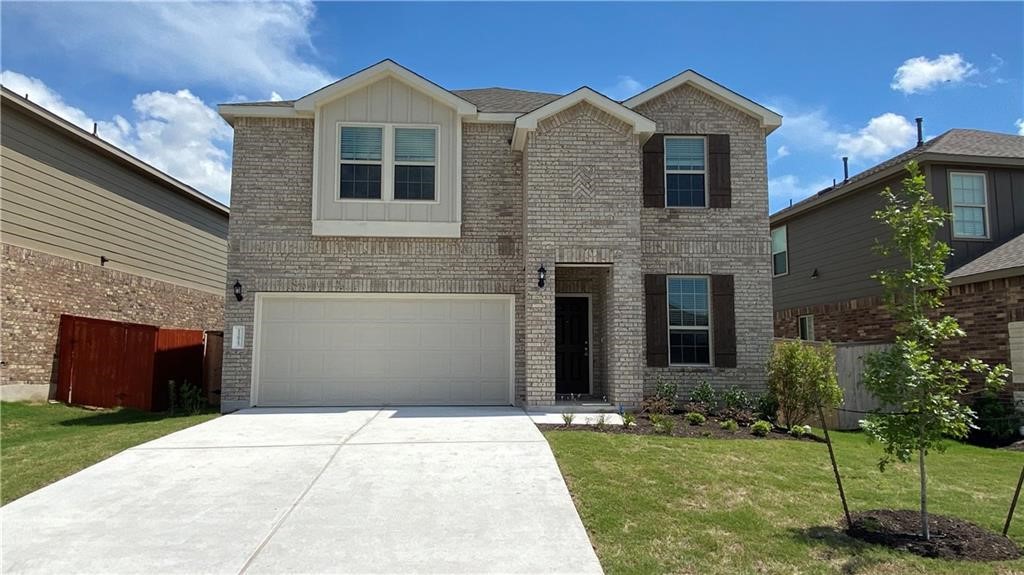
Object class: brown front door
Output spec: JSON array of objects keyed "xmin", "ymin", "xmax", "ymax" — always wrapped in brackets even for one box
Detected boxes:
[{"xmin": 555, "ymin": 297, "xmax": 590, "ymax": 395}]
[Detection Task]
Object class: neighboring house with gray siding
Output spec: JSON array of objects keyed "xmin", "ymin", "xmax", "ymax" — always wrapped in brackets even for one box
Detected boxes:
[
  {"xmin": 771, "ymin": 126, "xmax": 1024, "ymax": 395},
  {"xmin": 217, "ymin": 59, "xmax": 781, "ymax": 412},
  {"xmin": 0, "ymin": 87, "xmax": 228, "ymax": 401}
]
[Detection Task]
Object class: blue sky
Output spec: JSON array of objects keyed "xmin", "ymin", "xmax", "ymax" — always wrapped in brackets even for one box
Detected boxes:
[{"xmin": 2, "ymin": 2, "xmax": 1021, "ymax": 209}]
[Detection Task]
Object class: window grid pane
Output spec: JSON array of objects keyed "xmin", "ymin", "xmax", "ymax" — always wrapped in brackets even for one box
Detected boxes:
[
  {"xmin": 953, "ymin": 206, "xmax": 986, "ymax": 237},
  {"xmin": 665, "ymin": 138, "xmax": 705, "ymax": 171},
  {"xmin": 670, "ymin": 330, "xmax": 710, "ymax": 365},
  {"xmin": 951, "ymin": 174, "xmax": 985, "ymax": 204},
  {"xmin": 394, "ymin": 165, "xmax": 435, "ymax": 200},
  {"xmin": 340, "ymin": 126, "xmax": 382, "ymax": 161},
  {"xmin": 394, "ymin": 128, "xmax": 436, "ymax": 163},
  {"xmin": 340, "ymin": 164, "xmax": 382, "ymax": 199},
  {"xmin": 773, "ymin": 252, "xmax": 788, "ymax": 276},
  {"xmin": 666, "ymin": 174, "xmax": 706, "ymax": 207},
  {"xmin": 668, "ymin": 277, "xmax": 709, "ymax": 327}
]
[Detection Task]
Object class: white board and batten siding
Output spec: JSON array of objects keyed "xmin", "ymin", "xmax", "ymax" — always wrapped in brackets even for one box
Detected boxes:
[
  {"xmin": 315, "ymin": 76, "xmax": 459, "ymax": 225},
  {"xmin": 252, "ymin": 294, "xmax": 514, "ymax": 406}
]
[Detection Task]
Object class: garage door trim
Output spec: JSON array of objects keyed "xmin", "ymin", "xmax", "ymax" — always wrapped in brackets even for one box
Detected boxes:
[{"xmin": 250, "ymin": 292, "xmax": 516, "ymax": 407}]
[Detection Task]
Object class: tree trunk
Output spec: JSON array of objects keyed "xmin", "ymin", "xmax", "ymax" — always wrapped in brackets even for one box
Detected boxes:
[{"xmin": 919, "ymin": 446, "xmax": 929, "ymax": 540}]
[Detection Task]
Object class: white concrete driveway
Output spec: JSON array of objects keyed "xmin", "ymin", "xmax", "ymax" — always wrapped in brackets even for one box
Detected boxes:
[{"xmin": 1, "ymin": 407, "xmax": 602, "ymax": 575}]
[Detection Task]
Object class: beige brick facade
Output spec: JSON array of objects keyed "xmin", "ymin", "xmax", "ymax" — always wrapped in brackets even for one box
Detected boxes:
[{"xmin": 222, "ymin": 84, "xmax": 773, "ymax": 410}]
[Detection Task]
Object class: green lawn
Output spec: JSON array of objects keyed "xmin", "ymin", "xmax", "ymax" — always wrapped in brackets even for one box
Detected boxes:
[
  {"xmin": 545, "ymin": 429, "xmax": 1024, "ymax": 575},
  {"xmin": 1, "ymin": 402, "xmax": 218, "ymax": 505}
]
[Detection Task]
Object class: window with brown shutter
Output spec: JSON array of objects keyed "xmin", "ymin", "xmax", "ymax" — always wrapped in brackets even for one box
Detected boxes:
[
  {"xmin": 708, "ymin": 134, "xmax": 732, "ymax": 208},
  {"xmin": 644, "ymin": 274, "xmax": 668, "ymax": 367},
  {"xmin": 711, "ymin": 274, "xmax": 737, "ymax": 368},
  {"xmin": 642, "ymin": 135, "xmax": 665, "ymax": 208}
]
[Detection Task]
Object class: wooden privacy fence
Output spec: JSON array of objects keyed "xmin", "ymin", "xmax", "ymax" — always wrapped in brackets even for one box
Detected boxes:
[{"xmin": 56, "ymin": 315, "xmax": 223, "ymax": 411}]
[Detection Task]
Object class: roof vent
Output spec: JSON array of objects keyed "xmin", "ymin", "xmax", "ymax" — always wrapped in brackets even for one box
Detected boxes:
[
  {"xmin": 916, "ymin": 117, "xmax": 924, "ymax": 147},
  {"xmin": 842, "ymin": 157, "xmax": 849, "ymax": 182}
]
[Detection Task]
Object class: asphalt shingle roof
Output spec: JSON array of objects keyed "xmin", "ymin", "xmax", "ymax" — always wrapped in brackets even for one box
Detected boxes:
[
  {"xmin": 451, "ymin": 88, "xmax": 563, "ymax": 113},
  {"xmin": 946, "ymin": 233, "xmax": 1024, "ymax": 280}
]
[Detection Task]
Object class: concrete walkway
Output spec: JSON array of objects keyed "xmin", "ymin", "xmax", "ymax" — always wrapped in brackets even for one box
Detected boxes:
[{"xmin": 1, "ymin": 407, "xmax": 603, "ymax": 575}]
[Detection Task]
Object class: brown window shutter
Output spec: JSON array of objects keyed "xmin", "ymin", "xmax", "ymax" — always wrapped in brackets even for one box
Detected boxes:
[
  {"xmin": 644, "ymin": 274, "xmax": 668, "ymax": 367},
  {"xmin": 711, "ymin": 274, "xmax": 737, "ymax": 367},
  {"xmin": 642, "ymin": 134, "xmax": 665, "ymax": 208},
  {"xmin": 707, "ymin": 134, "xmax": 732, "ymax": 208}
]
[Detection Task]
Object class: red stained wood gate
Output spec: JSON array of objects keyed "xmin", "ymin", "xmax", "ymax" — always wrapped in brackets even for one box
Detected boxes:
[{"xmin": 56, "ymin": 315, "xmax": 218, "ymax": 411}]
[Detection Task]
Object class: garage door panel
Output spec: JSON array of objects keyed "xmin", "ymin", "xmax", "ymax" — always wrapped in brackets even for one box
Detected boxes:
[{"xmin": 256, "ymin": 295, "xmax": 512, "ymax": 406}]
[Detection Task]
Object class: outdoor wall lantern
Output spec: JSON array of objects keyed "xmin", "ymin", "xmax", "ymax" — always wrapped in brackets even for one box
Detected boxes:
[
  {"xmin": 233, "ymin": 280, "xmax": 244, "ymax": 301},
  {"xmin": 537, "ymin": 266, "xmax": 547, "ymax": 289}
]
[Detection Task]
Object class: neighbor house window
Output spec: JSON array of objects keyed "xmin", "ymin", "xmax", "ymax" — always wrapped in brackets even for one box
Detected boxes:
[
  {"xmin": 667, "ymin": 276, "xmax": 711, "ymax": 365},
  {"xmin": 665, "ymin": 136, "xmax": 706, "ymax": 207},
  {"xmin": 950, "ymin": 172, "xmax": 988, "ymax": 238},
  {"xmin": 393, "ymin": 127, "xmax": 437, "ymax": 201},
  {"xmin": 339, "ymin": 126, "xmax": 383, "ymax": 199},
  {"xmin": 771, "ymin": 226, "xmax": 788, "ymax": 276},
  {"xmin": 798, "ymin": 315, "xmax": 815, "ymax": 341}
]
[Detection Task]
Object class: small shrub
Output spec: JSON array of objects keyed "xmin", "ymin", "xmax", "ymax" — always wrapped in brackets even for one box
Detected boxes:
[
  {"xmin": 718, "ymin": 407, "xmax": 756, "ymax": 426},
  {"xmin": 622, "ymin": 412, "xmax": 637, "ymax": 428},
  {"xmin": 789, "ymin": 424, "xmax": 812, "ymax": 438},
  {"xmin": 685, "ymin": 412, "xmax": 706, "ymax": 426},
  {"xmin": 756, "ymin": 392, "xmax": 780, "ymax": 424},
  {"xmin": 177, "ymin": 380, "xmax": 206, "ymax": 416},
  {"xmin": 593, "ymin": 413, "xmax": 608, "ymax": 429},
  {"xmin": 720, "ymin": 419, "xmax": 739, "ymax": 433},
  {"xmin": 722, "ymin": 386, "xmax": 753, "ymax": 411},
  {"xmin": 767, "ymin": 341, "xmax": 842, "ymax": 428},
  {"xmin": 690, "ymin": 380, "xmax": 717, "ymax": 413},
  {"xmin": 751, "ymin": 420, "xmax": 773, "ymax": 437},
  {"xmin": 655, "ymin": 381, "xmax": 679, "ymax": 402},
  {"xmin": 701, "ymin": 431, "xmax": 713, "ymax": 438},
  {"xmin": 650, "ymin": 413, "xmax": 676, "ymax": 435},
  {"xmin": 640, "ymin": 396, "xmax": 674, "ymax": 415},
  {"xmin": 970, "ymin": 392, "xmax": 1024, "ymax": 447},
  {"xmin": 561, "ymin": 412, "xmax": 575, "ymax": 426}
]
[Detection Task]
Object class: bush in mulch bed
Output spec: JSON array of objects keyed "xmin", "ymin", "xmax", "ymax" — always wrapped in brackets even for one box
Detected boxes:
[
  {"xmin": 847, "ymin": 509, "xmax": 1022, "ymax": 561},
  {"xmin": 537, "ymin": 413, "xmax": 823, "ymax": 442}
]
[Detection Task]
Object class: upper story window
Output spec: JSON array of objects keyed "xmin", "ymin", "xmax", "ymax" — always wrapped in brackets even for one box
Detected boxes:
[
  {"xmin": 664, "ymin": 136, "xmax": 706, "ymax": 207},
  {"xmin": 949, "ymin": 172, "xmax": 988, "ymax": 239},
  {"xmin": 667, "ymin": 276, "xmax": 711, "ymax": 365},
  {"xmin": 337, "ymin": 123, "xmax": 438, "ymax": 202},
  {"xmin": 339, "ymin": 126, "xmax": 383, "ymax": 200},
  {"xmin": 771, "ymin": 226, "xmax": 788, "ymax": 276}
]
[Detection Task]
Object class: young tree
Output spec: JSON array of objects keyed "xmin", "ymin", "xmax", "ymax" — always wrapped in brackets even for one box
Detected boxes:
[{"xmin": 861, "ymin": 161, "xmax": 1009, "ymax": 540}]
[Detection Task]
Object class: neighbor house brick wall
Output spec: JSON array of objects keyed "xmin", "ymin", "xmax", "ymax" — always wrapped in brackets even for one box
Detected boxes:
[
  {"xmin": 1, "ymin": 243, "xmax": 223, "ymax": 395},
  {"xmin": 634, "ymin": 84, "xmax": 773, "ymax": 400},
  {"xmin": 775, "ymin": 275, "xmax": 1024, "ymax": 393},
  {"xmin": 221, "ymin": 118, "xmax": 525, "ymax": 410},
  {"xmin": 522, "ymin": 103, "xmax": 644, "ymax": 406}
]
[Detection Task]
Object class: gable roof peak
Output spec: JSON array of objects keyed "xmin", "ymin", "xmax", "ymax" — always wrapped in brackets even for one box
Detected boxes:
[{"xmin": 511, "ymin": 86, "xmax": 656, "ymax": 150}]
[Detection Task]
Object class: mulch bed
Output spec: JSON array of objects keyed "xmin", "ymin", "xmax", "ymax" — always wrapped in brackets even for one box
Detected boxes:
[
  {"xmin": 537, "ymin": 413, "xmax": 822, "ymax": 442},
  {"xmin": 847, "ymin": 509, "xmax": 1022, "ymax": 561}
]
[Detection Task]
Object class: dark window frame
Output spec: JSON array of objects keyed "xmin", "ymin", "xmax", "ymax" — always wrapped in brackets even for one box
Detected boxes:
[{"xmin": 667, "ymin": 275, "xmax": 712, "ymax": 366}]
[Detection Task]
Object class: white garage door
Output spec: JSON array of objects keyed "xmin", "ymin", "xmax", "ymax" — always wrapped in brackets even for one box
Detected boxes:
[{"xmin": 254, "ymin": 294, "xmax": 513, "ymax": 406}]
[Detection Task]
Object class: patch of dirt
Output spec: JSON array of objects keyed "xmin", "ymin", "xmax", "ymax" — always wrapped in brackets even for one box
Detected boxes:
[
  {"xmin": 537, "ymin": 413, "xmax": 822, "ymax": 442},
  {"xmin": 847, "ymin": 509, "xmax": 1022, "ymax": 562},
  {"xmin": 1004, "ymin": 440, "xmax": 1024, "ymax": 452}
]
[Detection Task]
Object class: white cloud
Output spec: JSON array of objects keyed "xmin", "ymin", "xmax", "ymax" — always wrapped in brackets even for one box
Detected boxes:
[
  {"xmin": 2, "ymin": 70, "xmax": 231, "ymax": 202},
  {"xmin": 891, "ymin": 53, "xmax": 977, "ymax": 94},
  {"xmin": 772, "ymin": 145, "xmax": 790, "ymax": 161},
  {"xmin": 1016, "ymin": 119, "xmax": 1024, "ymax": 136},
  {"xmin": 9, "ymin": 1, "xmax": 331, "ymax": 98},
  {"xmin": 604, "ymin": 76, "xmax": 645, "ymax": 100},
  {"xmin": 836, "ymin": 113, "xmax": 916, "ymax": 161},
  {"xmin": 769, "ymin": 174, "xmax": 834, "ymax": 209},
  {"xmin": 770, "ymin": 104, "xmax": 916, "ymax": 163},
  {"xmin": 269, "ymin": 91, "xmax": 284, "ymax": 102}
]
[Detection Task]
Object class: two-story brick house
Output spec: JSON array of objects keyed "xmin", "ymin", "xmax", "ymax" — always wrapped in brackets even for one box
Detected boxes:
[{"xmin": 217, "ymin": 60, "xmax": 781, "ymax": 412}]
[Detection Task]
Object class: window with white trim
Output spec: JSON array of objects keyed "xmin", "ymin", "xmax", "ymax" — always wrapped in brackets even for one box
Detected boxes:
[
  {"xmin": 950, "ymin": 172, "xmax": 988, "ymax": 238},
  {"xmin": 798, "ymin": 315, "xmax": 814, "ymax": 341},
  {"xmin": 665, "ymin": 136, "xmax": 706, "ymax": 207},
  {"xmin": 339, "ymin": 126, "xmax": 383, "ymax": 199},
  {"xmin": 772, "ymin": 226, "xmax": 788, "ymax": 276},
  {"xmin": 668, "ymin": 276, "xmax": 711, "ymax": 365},
  {"xmin": 393, "ymin": 127, "xmax": 436, "ymax": 201},
  {"xmin": 337, "ymin": 123, "xmax": 438, "ymax": 202}
]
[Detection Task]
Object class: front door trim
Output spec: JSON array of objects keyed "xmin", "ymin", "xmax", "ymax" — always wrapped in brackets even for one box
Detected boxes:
[{"xmin": 555, "ymin": 293, "xmax": 593, "ymax": 395}]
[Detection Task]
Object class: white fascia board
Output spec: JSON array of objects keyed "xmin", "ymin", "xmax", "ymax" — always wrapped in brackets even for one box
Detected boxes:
[
  {"xmin": 464, "ymin": 112, "xmax": 520, "ymax": 124},
  {"xmin": 217, "ymin": 105, "xmax": 307, "ymax": 125},
  {"xmin": 511, "ymin": 87, "xmax": 657, "ymax": 151},
  {"xmin": 312, "ymin": 219, "xmax": 462, "ymax": 238},
  {"xmin": 623, "ymin": 70, "xmax": 783, "ymax": 134},
  {"xmin": 294, "ymin": 60, "xmax": 477, "ymax": 116}
]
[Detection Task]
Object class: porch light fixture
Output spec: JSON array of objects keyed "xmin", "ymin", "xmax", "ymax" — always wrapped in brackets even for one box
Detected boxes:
[
  {"xmin": 537, "ymin": 266, "xmax": 547, "ymax": 289},
  {"xmin": 233, "ymin": 280, "xmax": 244, "ymax": 301}
]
